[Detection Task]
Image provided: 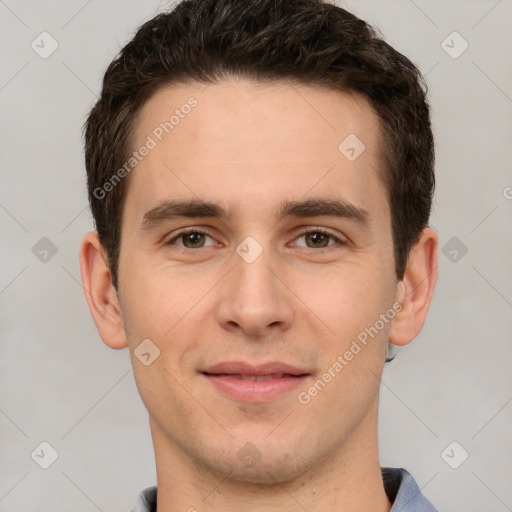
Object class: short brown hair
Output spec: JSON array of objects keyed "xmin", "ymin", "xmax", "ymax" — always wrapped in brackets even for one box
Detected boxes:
[{"xmin": 84, "ymin": 0, "xmax": 434, "ymax": 290}]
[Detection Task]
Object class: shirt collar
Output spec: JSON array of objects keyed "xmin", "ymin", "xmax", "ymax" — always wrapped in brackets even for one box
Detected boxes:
[{"xmin": 131, "ymin": 467, "xmax": 438, "ymax": 512}]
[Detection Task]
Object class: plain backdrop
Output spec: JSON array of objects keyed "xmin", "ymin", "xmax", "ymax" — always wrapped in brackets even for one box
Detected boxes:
[{"xmin": 1, "ymin": 1, "xmax": 511, "ymax": 511}]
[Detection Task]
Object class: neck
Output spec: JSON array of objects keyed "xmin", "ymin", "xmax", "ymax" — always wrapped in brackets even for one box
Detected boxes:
[{"xmin": 150, "ymin": 402, "xmax": 391, "ymax": 512}]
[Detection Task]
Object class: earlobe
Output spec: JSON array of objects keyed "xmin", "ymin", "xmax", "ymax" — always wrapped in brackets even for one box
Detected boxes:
[
  {"xmin": 79, "ymin": 231, "xmax": 128, "ymax": 350},
  {"xmin": 388, "ymin": 227, "xmax": 438, "ymax": 347}
]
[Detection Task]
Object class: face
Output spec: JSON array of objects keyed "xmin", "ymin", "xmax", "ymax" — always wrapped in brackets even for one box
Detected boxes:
[{"xmin": 116, "ymin": 79, "xmax": 399, "ymax": 483}]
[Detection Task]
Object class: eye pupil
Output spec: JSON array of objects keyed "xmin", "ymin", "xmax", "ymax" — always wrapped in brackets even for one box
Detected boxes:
[
  {"xmin": 183, "ymin": 232, "xmax": 205, "ymax": 248},
  {"xmin": 174, "ymin": 231, "xmax": 336, "ymax": 250},
  {"xmin": 306, "ymin": 232, "xmax": 329, "ymax": 248}
]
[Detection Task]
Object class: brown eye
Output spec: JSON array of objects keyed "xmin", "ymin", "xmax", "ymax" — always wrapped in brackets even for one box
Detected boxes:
[
  {"xmin": 181, "ymin": 232, "xmax": 206, "ymax": 248},
  {"xmin": 292, "ymin": 229, "xmax": 346, "ymax": 251},
  {"xmin": 166, "ymin": 230, "xmax": 216, "ymax": 249},
  {"xmin": 304, "ymin": 232, "xmax": 331, "ymax": 248}
]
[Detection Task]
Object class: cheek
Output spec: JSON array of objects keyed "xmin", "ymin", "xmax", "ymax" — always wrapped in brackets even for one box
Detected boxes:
[
  {"xmin": 119, "ymin": 254, "xmax": 190, "ymax": 333},
  {"xmin": 294, "ymin": 262, "xmax": 392, "ymax": 343},
  {"xmin": 297, "ymin": 268, "xmax": 392, "ymax": 421},
  {"xmin": 119, "ymin": 261, "xmax": 221, "ymax": 373}
]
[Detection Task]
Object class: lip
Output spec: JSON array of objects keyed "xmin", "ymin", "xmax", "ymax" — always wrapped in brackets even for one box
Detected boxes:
[{"xmin": 201, "ymin": 361, "xmax": 310, "ymax": 403}]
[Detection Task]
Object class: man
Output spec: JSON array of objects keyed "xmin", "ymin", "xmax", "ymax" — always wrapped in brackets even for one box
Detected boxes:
[{"xmin": 79, "ymin": 0, "xmax": 438, "ymax": 510}]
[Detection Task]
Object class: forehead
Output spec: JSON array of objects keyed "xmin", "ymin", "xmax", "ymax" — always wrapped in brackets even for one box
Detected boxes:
[
  {"xmin": 124, "ymin": 79, "xmax": 388, "ymax": 225},
  {"xmin": 134, "ymin": 79, "xmax": 380, "ymax": 159}
]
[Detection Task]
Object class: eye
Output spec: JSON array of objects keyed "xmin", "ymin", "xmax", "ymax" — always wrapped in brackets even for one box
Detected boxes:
[
  {"xmin": 165, "ymin": 229, "xmax": 217, "ymax": 249},
  {"xmin": 163, "ymin": 227, "xmax": 345, "ymax": 251},
  {"xmin": 293, "ymin": 229, "xmax": 345, "ymax": 249}
]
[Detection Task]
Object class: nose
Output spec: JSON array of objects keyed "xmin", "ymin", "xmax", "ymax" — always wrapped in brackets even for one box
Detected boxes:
[{"xmin": 215, "ymin": 244, "xmax": 294, "ymax": 337}]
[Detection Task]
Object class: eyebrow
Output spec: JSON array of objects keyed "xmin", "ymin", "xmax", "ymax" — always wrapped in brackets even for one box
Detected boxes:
[{"xmin": 140, "ymin": 197, "xmax": 370, "ymax": 231}]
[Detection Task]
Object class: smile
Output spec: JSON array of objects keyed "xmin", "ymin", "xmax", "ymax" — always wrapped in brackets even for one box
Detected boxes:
[{"xmin": 201, "ymin": 361, "xmax": 310, "ymax": 403}]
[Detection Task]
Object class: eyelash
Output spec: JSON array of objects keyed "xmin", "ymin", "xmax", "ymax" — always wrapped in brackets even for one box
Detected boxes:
[{"xmin": 164, "ymin": 227, "xmax": 347, "ymax": 251}]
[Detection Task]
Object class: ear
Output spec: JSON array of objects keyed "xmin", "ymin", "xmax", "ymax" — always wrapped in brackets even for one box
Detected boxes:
[
  {"xmin": 79, "ymin": 231, "xmax": 128, "ymax": 349},
  {"xmin": 388, "ymin": 227, "xmax": 438, "ymax": 347}
]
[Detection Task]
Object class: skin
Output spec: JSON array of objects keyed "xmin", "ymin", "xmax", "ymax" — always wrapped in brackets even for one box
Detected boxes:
[{"xmin": 80, "ymin": 78, "xmax": 437, "ymax": 512}]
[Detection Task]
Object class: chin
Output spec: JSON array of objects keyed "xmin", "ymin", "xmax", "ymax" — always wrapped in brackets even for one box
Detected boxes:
[
  {"xmin": 195, "ymin": 440, "xmax": 315, "ymax": 486},
  {"xmin": 229, "ymin": 466, "xmax": 301, "ymax": 485},
  {"xmin": 211, "ymin": 456, "xmax": 308, "ymax": 486}
]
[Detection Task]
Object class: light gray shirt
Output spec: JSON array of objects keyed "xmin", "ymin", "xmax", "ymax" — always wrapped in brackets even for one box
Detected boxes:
[{"xmin": 131, "ymin": 467, "xmax": 438, "ymax": 511}]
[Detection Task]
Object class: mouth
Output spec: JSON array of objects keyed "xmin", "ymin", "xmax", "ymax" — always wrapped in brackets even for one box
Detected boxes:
[
  {"xmin": 201, "ymin": 362, "xmax": 310, "ymax": 403},
  {"xmin": 207, "ymin": 373, "xmax": 301, "ymax": 381}
]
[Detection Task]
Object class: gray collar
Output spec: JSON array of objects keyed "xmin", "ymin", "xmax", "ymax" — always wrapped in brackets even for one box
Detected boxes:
[{"xmin": 131, "ymin": 467, "xmax": 438, "ymax": 512}]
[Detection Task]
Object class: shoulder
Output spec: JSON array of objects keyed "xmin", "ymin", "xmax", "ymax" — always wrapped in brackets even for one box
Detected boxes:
[
  {"xmin": 382, "ymin": 467, "xmax": 438, "ymax": 512},
  {"xmin": 132, "ymin": 471, "xmax": 438, "ymax": 512},
  {"xmin": 130, "ymin": 486, "xmax": 157, "ymax": 512}
]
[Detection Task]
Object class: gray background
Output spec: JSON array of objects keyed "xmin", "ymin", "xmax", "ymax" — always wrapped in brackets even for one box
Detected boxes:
[{"xmin": 1, "ymin": 0, "xmax": 511, "ymax": 511}]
